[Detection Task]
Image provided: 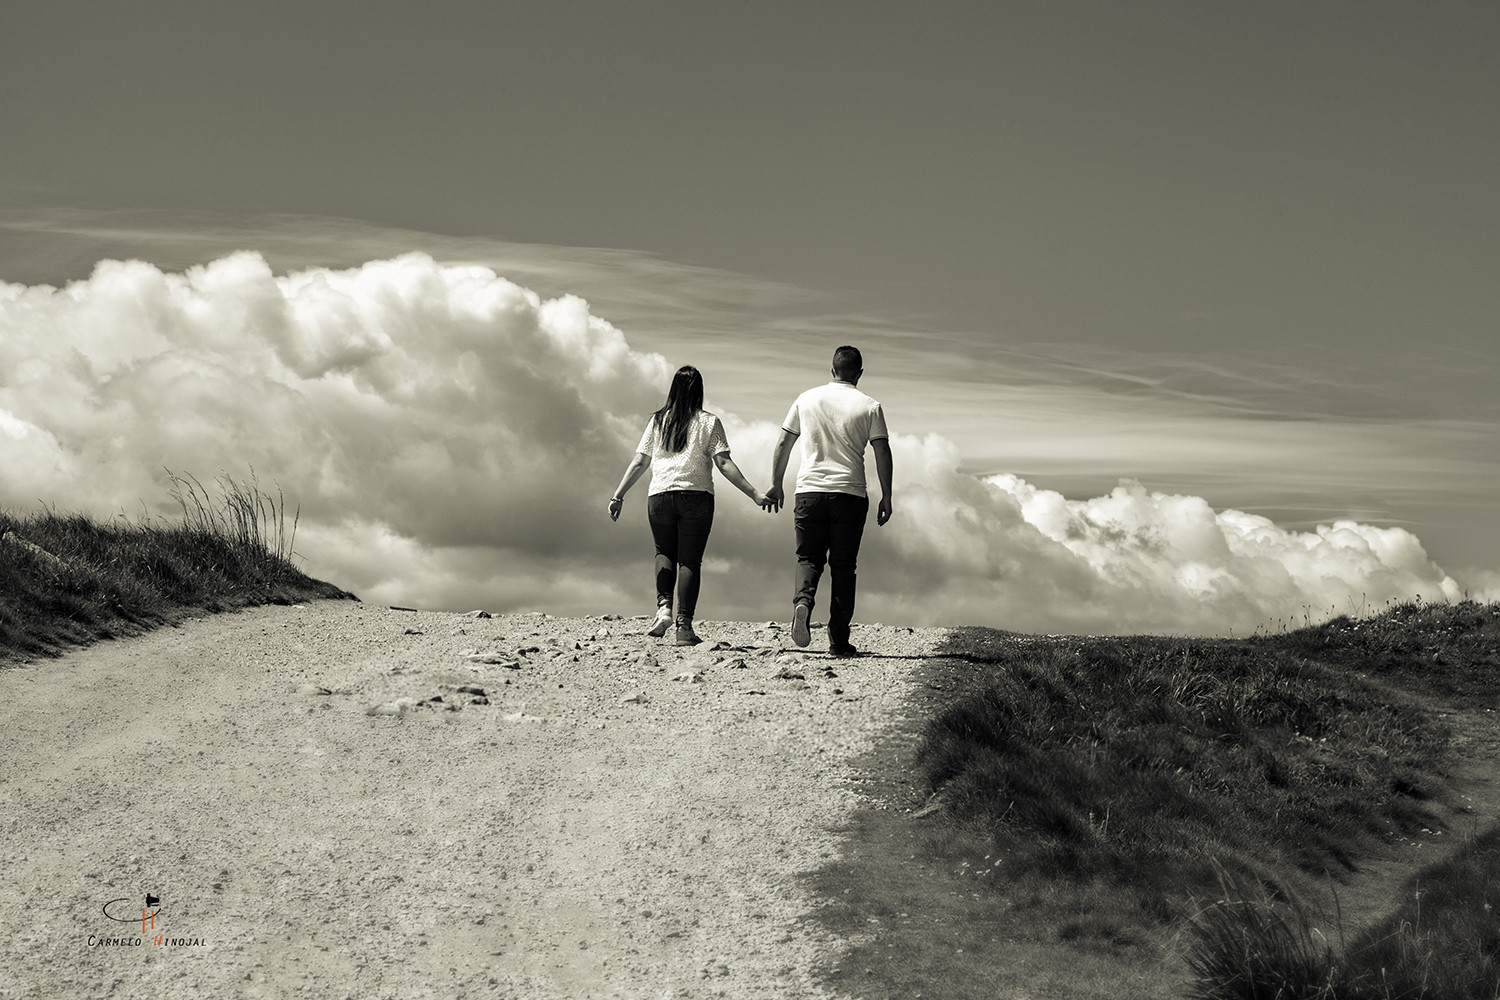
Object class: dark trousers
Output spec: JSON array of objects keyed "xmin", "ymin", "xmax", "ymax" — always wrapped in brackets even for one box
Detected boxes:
[
  {"xmin": 793, "ymin": 492, "xmax": 869, "ymax": 646},
  {"xmin": 646, "ymin": 491, "xmax": 715, "ymax": 619}
]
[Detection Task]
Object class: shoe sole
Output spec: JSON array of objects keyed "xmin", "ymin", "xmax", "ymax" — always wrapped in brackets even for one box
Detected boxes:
[
  {"xmin": 792, "ymin": 605, "xmax": 810, "ymax": 647},
  {"xmin": 646, "ymin": 620, "xmax": 670, "ymax": 637},
  {"xmin": 674, "ymin": 634, "xmax": 701, "ymax": 646}
]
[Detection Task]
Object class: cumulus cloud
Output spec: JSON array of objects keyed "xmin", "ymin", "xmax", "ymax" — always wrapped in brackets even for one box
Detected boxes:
[
  {"xmin": 0, "ymin": 252, "xmax": 1489, "ymax": 636},
  {"xmin": 856, "ymin": 449, "xmax": 1472, "ymax": 635},
  {"xmin": 0, "ymin": 252, "xmax": 670, "ymax": 587}
]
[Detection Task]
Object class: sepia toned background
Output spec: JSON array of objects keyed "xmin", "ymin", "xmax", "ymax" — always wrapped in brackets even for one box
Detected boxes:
[{"xmin": 2, "ymin": 1, "xmax": 1495, "ymax": 634}]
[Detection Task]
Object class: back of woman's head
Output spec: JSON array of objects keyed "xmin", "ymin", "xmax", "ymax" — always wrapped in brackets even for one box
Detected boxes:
[{"xmin": 654, "ymin": 365, "xmax": 705, "ymax": 453}]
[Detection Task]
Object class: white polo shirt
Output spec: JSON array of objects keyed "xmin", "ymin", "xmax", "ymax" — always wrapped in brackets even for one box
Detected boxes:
[{"xmin": 783, "ymin": 381, "xmax": 889, "ymax": 498}]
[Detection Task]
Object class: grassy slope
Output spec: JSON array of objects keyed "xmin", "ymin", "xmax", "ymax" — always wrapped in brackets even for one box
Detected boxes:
[
  {"xmin": 812, "ymin": 600, "xmax": 1500, "ymax": 999},
  {"xmin": 0, "ymin": 494, "xmax": 355, "ymax": 665}
]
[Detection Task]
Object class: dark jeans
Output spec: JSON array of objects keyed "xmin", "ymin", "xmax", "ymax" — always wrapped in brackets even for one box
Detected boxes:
[
  {"xmin": 793, "ymin": 491, "xmax": 869, "ymax": 646},
  {"xmin": 646, "ymin": 491, "xmax": 715, "ymax": 619}
]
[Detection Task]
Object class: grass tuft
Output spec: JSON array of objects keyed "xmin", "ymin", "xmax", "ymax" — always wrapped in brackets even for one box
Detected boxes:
[
  {"xmin": 166, "ymin": 468, "xmax": 300, "ymax": 562},
  {"xmin": 0, "ymin": 470, "xmax": 355, "ymax": 664},
  {"xmin": 1185, "ymin": 863, "xmax": 1339, "ymax": 999}
]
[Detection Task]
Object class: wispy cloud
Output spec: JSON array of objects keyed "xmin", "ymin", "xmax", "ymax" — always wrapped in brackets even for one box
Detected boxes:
[{"xmin": 1, "ymin": 245, "xmax": 1491, "ymax": 634}]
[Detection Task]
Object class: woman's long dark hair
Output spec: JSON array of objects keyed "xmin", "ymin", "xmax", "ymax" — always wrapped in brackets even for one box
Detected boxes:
[{"xmin": 653, "ymin": 365, "xmax": 704, "ymax": 454}]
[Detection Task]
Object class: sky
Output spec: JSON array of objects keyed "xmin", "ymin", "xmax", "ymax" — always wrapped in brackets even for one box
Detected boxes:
[{"xmin": 1, "ymin": 1, "xmax": 1496, "ymax": 635}]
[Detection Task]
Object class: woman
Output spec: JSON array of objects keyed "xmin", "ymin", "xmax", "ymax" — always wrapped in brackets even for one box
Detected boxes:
[{"xmin": 609, "ymin": 365, "xmax": 768, "ymax": 645}]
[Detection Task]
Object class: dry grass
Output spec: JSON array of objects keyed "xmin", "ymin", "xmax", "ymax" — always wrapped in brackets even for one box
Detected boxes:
[
  {"xmin": 1186, "ymin": 863, "xmax": 1341, "ymax": 999},
  {"xmin": 166, "ymin": 468, "xmax": 299, "ymax": 561},
  {"xmin": 0, "ymin": 470, "xmax": 354, "ymax": 664}
]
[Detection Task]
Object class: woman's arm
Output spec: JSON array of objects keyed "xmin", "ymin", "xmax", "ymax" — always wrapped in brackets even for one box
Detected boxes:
[
  {"xmin": 608, "ymin": 452, "xmax": 651, "ymax": 521},
  {"xmin": 713, "ymin": 451, "xmax": 769, "ymax": 506}
]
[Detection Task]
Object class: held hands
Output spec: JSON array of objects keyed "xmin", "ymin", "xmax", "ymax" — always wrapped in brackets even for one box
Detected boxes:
[
  {"xmin": 877, "ymin": 495, "xmax": 893, "ymax": 526},
  {"xmin": 607, "ymin": 497, "xmax": 624, "ymax": 522},
  {"xmin": 760, "ymin": 484, "xmax": 784, "ymax": 513}
]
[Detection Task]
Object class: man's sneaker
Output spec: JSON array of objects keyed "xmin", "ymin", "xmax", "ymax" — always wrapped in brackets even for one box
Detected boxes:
[
  {"xmin": 674, "ymin": 618, "xmax": 702, "ymax": 646},
  {"xmin": 646, "ymin": 605, "xmax": 673, "ymax": 638},
  {"xmin": 829, "ymin": 641, "xmax": 860, "ymax": 658},
  {"xmin": 792, "ymin": 603, "xmax": 811, "ymax": 648}
]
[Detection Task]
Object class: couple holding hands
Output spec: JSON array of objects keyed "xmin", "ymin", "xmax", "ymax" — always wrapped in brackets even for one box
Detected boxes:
[{"xmin": 609, "ymin": 346, "xmax": 892, "ymax": 654}]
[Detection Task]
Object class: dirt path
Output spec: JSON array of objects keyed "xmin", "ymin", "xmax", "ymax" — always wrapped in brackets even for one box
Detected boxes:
[
  {"xmin": 6, "ymin": 603, "xmax": 1497, "ymax": 1000},
  {"xmin": 1301, "ymin": 698, "xmax": 1500, "ymax": 942},
  {"xmin": 0, "ymin": 601, "xmax": 946, "ymax": 1000}
]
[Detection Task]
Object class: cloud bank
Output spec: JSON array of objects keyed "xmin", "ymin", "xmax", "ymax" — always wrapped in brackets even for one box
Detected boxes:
[{"xmin": 0, "ymin": 253, "xmax": 1487, "ymax": 635}]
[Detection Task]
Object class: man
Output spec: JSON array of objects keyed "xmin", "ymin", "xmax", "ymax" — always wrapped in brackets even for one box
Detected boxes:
[{"xmin": 763, "ymin": 345, "xmax": 893, "ymax": 657}]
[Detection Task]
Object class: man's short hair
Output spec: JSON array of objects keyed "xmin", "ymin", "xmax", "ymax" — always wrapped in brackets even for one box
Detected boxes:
[{"xmin": 832, "ymin": 345, "xmax": 862, "ymax": 375}]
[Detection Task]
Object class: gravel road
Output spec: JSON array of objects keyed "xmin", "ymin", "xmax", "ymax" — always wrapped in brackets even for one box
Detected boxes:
[{"xmin": 1, "ymin": 600, "xmax": 948, "ymax": 1000}]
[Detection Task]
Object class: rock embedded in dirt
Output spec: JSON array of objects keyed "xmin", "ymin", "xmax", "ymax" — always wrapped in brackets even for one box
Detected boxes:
[
  {"xmin": 365, "ymin": 697, "xmax": 415, "ymax": 717},
  {"xmin": 467, "ymin": 653, "xmax": 521, "ymax": 669}
]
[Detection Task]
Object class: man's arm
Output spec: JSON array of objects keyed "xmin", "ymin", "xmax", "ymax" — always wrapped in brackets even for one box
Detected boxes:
[
  {"xmin": 764, "ymin": 428, "xmax": 798, "ymax": 513},
  {"xmin": 872, "ymin": 438, "xmax": 893, "ymax": 526}
]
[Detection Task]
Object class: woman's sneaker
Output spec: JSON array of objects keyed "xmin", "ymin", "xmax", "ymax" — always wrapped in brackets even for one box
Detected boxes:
[
  {"xmin": 674, "ymin": 617, "xmax": 702, "ymax": 646},
  {"xmin": 646, "ymin": 605, "xmax": 673, "ymax": 638}
]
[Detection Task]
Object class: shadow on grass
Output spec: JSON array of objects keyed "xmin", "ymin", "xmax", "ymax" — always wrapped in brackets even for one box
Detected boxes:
[
  {"xmin": 805, "ymin": 652, "xmax": 1189, "ymax": 1000},
  {"xmin": 806, "ymin": 603, "xmax": 1500, "ymax": 999}
]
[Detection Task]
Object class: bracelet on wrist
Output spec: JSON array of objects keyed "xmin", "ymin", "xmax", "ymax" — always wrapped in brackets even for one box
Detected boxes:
[{"xmin": 610, "ymin": 496, "xmax": 624, "ymax": 503}]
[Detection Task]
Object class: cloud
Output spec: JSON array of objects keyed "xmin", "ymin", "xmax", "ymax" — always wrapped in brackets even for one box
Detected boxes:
[
  {"xmin": 0, "ymin": 251, "xmax": 666, "ymax": 565},
  {"xmin": 0, "ymin": 251, "xmax": 1491, "ymax": 636}
]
